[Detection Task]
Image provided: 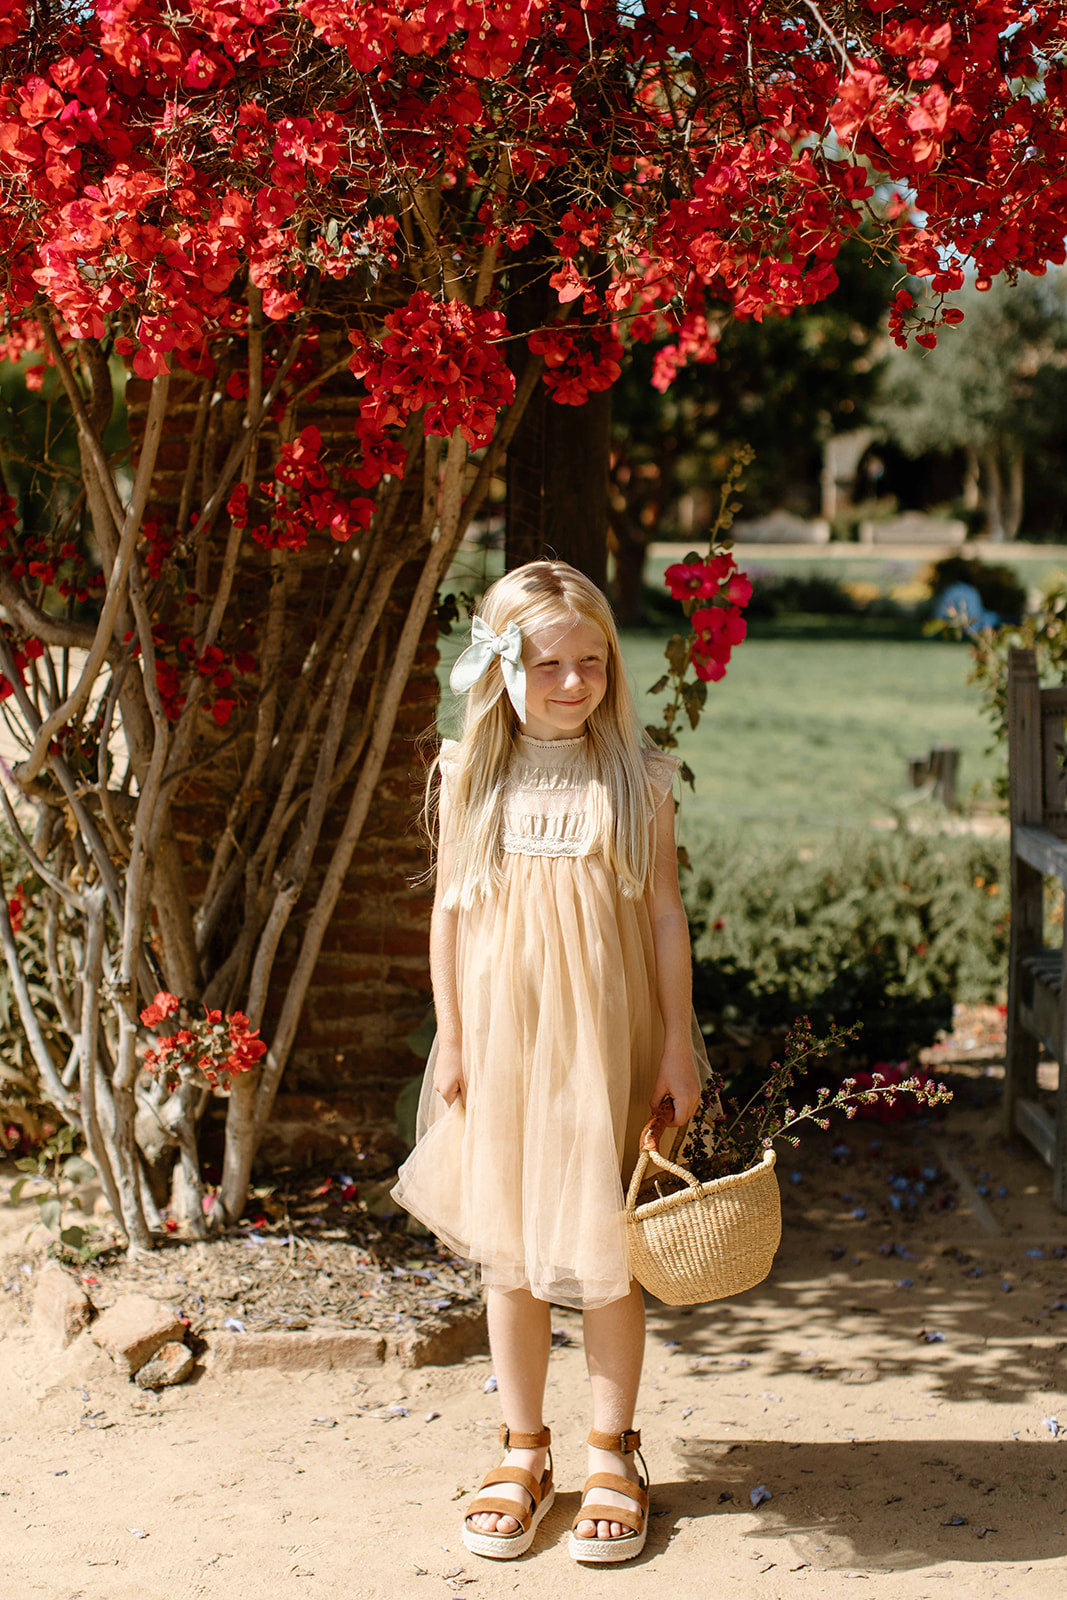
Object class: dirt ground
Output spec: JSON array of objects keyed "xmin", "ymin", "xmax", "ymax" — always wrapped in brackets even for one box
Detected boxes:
[{"xmin": 1, "ymin": 1010, "xmax": 1065, "ymax": 1600}]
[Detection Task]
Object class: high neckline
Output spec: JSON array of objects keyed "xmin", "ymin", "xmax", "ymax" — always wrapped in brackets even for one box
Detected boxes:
[{"xmin": 518, "ymin": 732, "xmax": 587, "ymax": 751}]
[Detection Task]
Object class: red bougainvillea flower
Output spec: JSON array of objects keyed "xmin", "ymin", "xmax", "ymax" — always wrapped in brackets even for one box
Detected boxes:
[
  {"xmin": 6, "ymin": 881, "xmax": 27, "ymax": 934},
  {"xmin": 140, "ymin": 991, "xmax": 181, "ymax": 1028},
  {"xmin": 141, "ymin": 1001, "xmax": 268, "ymax": 1089}
]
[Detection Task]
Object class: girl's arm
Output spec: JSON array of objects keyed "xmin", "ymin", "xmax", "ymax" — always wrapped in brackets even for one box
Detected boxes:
[
  {"xmin": 648, "ymin": 788, "xmax": 701, "ymax": 1127},
  {"xmin": 430, "ymin": 773, "xmax": 465, "ymax": 1106}
]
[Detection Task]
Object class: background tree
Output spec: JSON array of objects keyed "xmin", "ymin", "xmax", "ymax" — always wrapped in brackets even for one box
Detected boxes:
[
  {"xmin": 0, "ymin": 1, "xmax": 1065, "ymax": 1249},
  {"xmin": 609, "ymin": 236, "xmax": 897, "ymax": 622},
  {"xmin": 875, "ymin": 273, "xmax": 1067, "ymax": 539}
]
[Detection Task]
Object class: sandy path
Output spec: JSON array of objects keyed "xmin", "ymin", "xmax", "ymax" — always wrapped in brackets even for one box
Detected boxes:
[{"xmin": 1, "ymin": 1082, "xmax": 1065, "ymax": 1600}]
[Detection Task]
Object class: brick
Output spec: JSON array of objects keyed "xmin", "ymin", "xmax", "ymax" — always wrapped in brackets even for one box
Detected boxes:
[
  {"xmin": 90, "ymin": 1294, "xmax": 187, "ymax": 1377},
  {"xmin": 32, "ymin": 1261, "xmax": 94, "ymax": 1351},
  {"xmin": 135, "ymin": 1340, "xmax": 195, "ymax": 1389},
  {"xmin": 132, "ymin": 383, "xmax": 434, "ymax": 1098},
  {"xmin": 206, "ymin": 1328, "xmax": 385, "ymax": 1373},
  {"xmin": 390, "ymin": 1305, "xmax": 489, "ymax": 1369}
]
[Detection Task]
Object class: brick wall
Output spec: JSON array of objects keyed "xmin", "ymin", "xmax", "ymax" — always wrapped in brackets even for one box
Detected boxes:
[{"xmin": 127, "ymin": 371, "xmax": 436, "ymax": 1130}]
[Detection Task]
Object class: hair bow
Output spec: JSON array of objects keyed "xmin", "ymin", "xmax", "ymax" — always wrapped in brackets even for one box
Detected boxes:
[{"xmin": 449, "ymin": 616, "xmax": 526, "ymax": 723}]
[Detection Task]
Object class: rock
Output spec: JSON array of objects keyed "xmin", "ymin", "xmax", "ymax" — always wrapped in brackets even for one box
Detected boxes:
[
  {"xmin": 206, "ymin": 1328, "xmax": 386, "ymax": 1374},
  {"xmin": 135, "ymin": 1341, "xmax": 195, "ymax": 1389},
  {"xmin": 391, "ymin": 1304, "xmax": 489, "ymax": 1369},
  {"xmin": 90, "ymin": 1293, "xmax": 187, "ymax": 1377},
  {"xmin": 733, "ymin": 510, "xmax": 831, "ymax": 544},
  {"xmin": 32, "ymin": 1261, "xmax": 94, "ymax": 1351}
]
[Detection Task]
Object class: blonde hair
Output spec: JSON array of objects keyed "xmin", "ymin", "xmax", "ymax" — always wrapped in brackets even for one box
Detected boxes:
[{"xmin": 429, "ymin": 560, "xmax": 659, "ymax": 908}]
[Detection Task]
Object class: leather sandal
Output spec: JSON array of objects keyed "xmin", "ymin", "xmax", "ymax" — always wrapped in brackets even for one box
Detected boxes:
[
  {"xmin": 569, "ymin": 1427, "xmax": 649, "ymax": 1564},
  {"xmin": 462, "ymin": 1423, "xmax": 554, "ymax": 1561}
]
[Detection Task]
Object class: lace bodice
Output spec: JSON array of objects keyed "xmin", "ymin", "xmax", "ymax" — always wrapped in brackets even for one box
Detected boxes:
[{"xmin": 440, "ymin": 734, "xmax": 678, "ymax": 858}]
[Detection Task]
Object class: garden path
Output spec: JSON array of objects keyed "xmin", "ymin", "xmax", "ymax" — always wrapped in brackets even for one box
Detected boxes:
[{"xmin": 0, "ymin": 1019, "xmax": 1064, "ymax": 1600}]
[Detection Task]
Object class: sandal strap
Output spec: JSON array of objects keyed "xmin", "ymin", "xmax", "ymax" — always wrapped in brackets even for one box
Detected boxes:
[
  {"xmin": 587, "ymin": 1427, "xmax": 641, "ymax": 1453},
  {"xmin": 477, "ymin": 1466, "xmax": 542, "ymax": 1499},
  {"xmin": 498, "ymin": 1423, "xmax": 551, "ymax": 1449},
  {"xmin": 580, "ymin": 1472, "xmax": 648, "ymax": 1510},
  {"xmin": 467, "ymin": 1496, "xmax": 532, "ymax": 1532},
  {"xmin": 571, "ymin": 1502, "xmax": 645, "ymax": 1536}
]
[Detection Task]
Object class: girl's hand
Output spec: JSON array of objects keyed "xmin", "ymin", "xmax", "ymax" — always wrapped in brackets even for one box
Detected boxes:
[
  {"xmin": 433, "ymin": 1041, "xmax": 465, "ymax": 1108},
  {"xmin": 651, "ymin": 1046, "xmax": 700, "ymax": 1127}
]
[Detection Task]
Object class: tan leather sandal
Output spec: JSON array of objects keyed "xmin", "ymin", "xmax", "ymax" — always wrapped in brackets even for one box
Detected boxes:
[
  {"xmin": 569, "ymin": 1427, "xmax": 649, "ymax": 1564},
  {"xmin": 461, "ymin": 1423, "xmax": 554, "ymax": 1561}
]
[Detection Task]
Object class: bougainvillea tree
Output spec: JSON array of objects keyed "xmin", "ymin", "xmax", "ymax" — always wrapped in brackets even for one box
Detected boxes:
[{"xmin": 0, "ymin": 2, "xmax": 1064, "ymax": 1247}]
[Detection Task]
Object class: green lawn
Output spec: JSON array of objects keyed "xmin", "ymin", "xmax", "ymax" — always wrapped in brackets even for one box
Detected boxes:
[{"xmin": 436, "ymin": 612, "xmax": 1001, "ymax": 840}]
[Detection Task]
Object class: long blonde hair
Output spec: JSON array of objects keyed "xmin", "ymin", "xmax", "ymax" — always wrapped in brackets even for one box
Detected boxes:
[{"xmin": 429, "ymin": 561, "xmax": 659, "ymax": 908}]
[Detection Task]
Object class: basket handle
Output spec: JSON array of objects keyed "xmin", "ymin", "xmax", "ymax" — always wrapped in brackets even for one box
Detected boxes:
[
  {"xmin": 640, "ymin": 1096, "xmax": 674, "ymax": 1152},
  {"xmin": 626, "ymin": 1097, "xmax": 704, "ymax": 1214}
]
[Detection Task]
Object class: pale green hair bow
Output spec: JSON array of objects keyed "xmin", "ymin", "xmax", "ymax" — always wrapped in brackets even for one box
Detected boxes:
[{"xmin": 449, "ymin": 615, "xmax": 526, "ymax": 722}]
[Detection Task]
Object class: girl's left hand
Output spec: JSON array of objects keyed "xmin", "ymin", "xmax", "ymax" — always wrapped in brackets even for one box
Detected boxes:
[{"xmin": 650, "ymin": 1046, "xmax": 701, "ymax": 1127}]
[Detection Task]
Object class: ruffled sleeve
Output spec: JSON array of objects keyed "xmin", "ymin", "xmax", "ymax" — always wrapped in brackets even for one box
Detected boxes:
[
  {"xmin": 642, "ymin": 746, "xmax": 680, "ymax": 807},
  {"xmin": 438, "ymin": 738, "xmax": 459, "ymax": 800}
]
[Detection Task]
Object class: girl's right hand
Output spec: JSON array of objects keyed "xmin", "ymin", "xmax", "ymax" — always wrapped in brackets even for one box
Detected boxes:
[{"xmin": 433, "ymin": 1041, "xmax": 465, "ymax": 1108}]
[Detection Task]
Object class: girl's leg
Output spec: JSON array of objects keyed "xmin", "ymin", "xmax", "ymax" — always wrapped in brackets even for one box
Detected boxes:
[
  {"xmin": 575, "ymin": 1279, "xmax": 646, "ymax": 1541},
  {"xmin": 468, "ymin": 1286, "xmax": 552, "ymax": 1535}
]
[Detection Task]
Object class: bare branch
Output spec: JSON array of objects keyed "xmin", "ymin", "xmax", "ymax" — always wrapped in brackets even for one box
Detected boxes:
[
  {"xmin": 78, "ymin": 887, "xmax": 125, "ymax": 1229},
  {"xmin": 0, "ymin": 855, "xmax": 82, "ymax": 1121},
  {"xmin": 0, "ymin": 571, "xmax": 98, "ymax": 651},
  {"xmin": 15, "ymin": 371, "xmax": 172, "ymax": 785}
]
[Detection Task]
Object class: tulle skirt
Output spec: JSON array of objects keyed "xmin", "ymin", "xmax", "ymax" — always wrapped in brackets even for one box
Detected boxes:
[{"xmin": 391, "ymin": 852, "xmax": 709, "ymax": 1310}]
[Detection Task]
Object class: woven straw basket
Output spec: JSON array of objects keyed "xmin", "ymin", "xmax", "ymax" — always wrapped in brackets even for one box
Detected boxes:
[{"xmin": 625, "ymin": 1111, "xmax": 782, "ymax": 1307}]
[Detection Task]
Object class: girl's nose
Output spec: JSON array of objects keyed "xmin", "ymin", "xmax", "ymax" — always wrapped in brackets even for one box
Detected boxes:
[{"xmin": 562, "ymin": 663, "xmax": 582, "ymax": 688}]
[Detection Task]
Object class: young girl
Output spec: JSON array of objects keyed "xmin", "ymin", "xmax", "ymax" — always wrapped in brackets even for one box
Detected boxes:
[{"xmin": 391, "ymin": 560, "xmax": 709, "ymax": 1564}]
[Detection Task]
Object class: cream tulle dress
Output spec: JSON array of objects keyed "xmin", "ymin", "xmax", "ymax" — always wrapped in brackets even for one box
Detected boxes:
[{"xmin": 391, "ymin": 733, "xmax": 711, "ymax": 1310}]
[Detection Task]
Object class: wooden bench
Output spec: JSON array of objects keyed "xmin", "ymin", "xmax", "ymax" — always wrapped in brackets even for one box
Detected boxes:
[{"xmin": 1005, "ymin": 645, "xmax": 1067, "ymax": 1209}]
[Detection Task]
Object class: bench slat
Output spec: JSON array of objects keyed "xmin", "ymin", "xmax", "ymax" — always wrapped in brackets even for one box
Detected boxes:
[{"xmin": 1015, "ymin": 823, "xmax": 1067, "ymax": 881}]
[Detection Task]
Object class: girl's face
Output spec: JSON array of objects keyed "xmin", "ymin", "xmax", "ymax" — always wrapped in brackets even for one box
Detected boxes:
[{"xmin": 519, "ymin": 616, "xmax": 608, "ymax": 740}]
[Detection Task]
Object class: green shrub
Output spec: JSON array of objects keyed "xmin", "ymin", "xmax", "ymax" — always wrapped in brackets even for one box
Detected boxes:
[
  {"xmin": 685, "ymin": 826, "xmax": 1008, "ymax": 1060},
  {"xmin": 928, "ymin": 555, "xmax": 1026, "ymax": 622}
]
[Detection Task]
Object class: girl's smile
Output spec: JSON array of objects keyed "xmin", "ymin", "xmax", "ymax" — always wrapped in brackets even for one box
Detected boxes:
[{"xmin": 520, "ymin": 618, "xmax": 608, "ymax": 740}]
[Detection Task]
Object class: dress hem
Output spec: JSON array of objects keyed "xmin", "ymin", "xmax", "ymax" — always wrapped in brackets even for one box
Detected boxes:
[{"xmin": 388, "ymin": 1181, "xmax": 638, "ymax": 1312}]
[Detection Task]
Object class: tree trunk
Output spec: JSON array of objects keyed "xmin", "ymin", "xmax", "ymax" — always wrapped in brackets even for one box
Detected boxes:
[
  {"xmin": 505, "ymin": 368, "xmax": 610, "ymax": 587},
  {"xmin": 609, "ymin": 505, "xmax": 648, "ymax": 627},
  {"xmin": 503, "ymin": 243, "xmax": 609, "ymax": 587},
  {"xmin": 126, "ymin": 366, "xmax": 438, "ymax": 1202},
  {"xmin": 982, "ymin": 445, "xmax": 1006, "ymax": 541},
  {"xmin": 1005, "ymin": 440, "xmax": 1025, "ymax": 541},
  {"xmin": 962, "ymin": 444, "xmax": 981, "ymax": 512}
]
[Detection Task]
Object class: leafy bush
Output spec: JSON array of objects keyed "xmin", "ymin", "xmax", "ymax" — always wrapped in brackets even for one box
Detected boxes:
[
  {"xmin": 685, "ymin": 826, "xmax": 1008, "ymax": 1060},
  {"xmin": 928, "ymin": 555, "xmax": 1026, "ymax": 623}
]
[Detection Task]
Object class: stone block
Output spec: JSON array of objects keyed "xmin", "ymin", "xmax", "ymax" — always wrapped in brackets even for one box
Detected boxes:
[
  {"xmin": 205, "ymin": 1328, "xmax": 386, "ymax": 1374},
  {"xmin": 859, "ymin": 513, "xmax": 967, "ymax": 546},
  {"xmin": 733, "ymin": 511, "xmax": 831, "ymax": 544},
  {"xmin": 390, "ymin": 1305, "xmax": 489, "ymax": 1369},
  {"xmin": 135, "ymin": 1341, "xmax": 195, "ymax": 1389},
  {"xmin": 32, "ymin": 1261, "xmax": 94, "ymax": 1350},
  {"xmin": 90, "ymin": 1293, "xmax": 187, "ymax": 1377}
]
